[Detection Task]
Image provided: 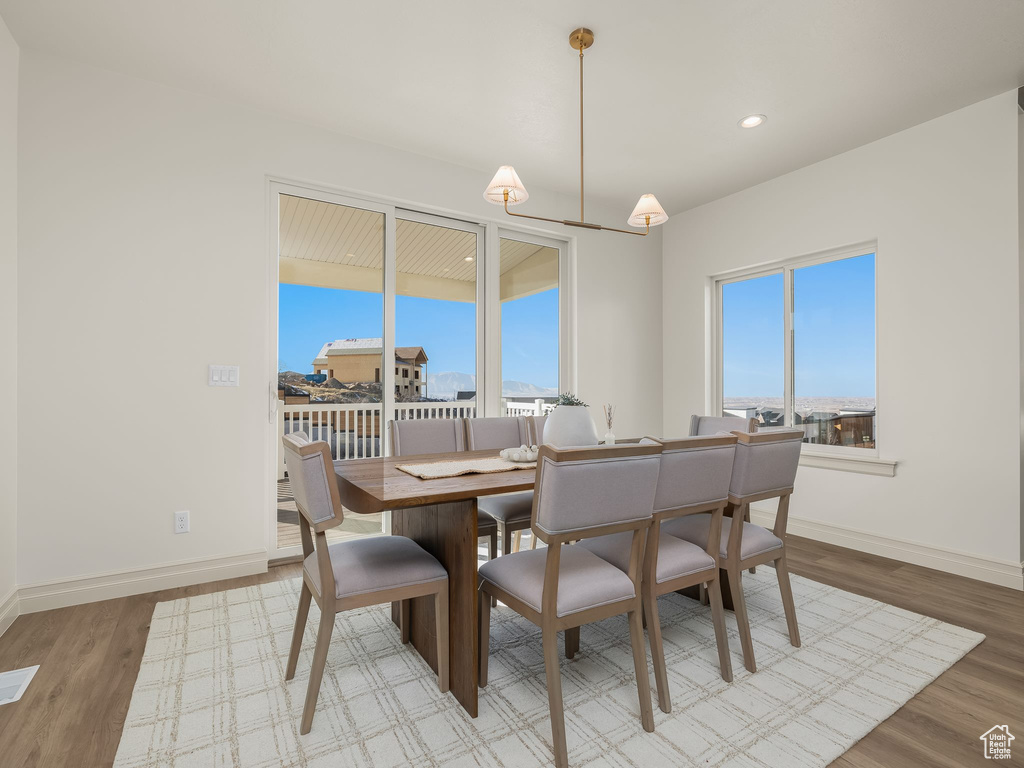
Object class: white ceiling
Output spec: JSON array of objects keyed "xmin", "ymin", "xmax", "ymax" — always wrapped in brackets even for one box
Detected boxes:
[{"xmin": 2, "ymin": 0, "xmax": 1023, "ymax": 214}]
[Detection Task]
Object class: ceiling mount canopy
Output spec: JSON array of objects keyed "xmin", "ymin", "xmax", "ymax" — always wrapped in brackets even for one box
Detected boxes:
[{"xmin": 483, "ymin": 27, "xmax": 668, "ymax": 237}]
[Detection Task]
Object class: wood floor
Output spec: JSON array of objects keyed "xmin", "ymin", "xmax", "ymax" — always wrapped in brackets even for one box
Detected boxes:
[{"xmin": 0, "ymin": 535, "xmax": 1020, "ymax": 768}]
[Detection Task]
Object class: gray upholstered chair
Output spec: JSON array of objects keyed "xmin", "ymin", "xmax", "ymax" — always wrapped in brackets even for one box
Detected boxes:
[
  {"xmin": 282, "ymin": 431, "xmax": 449, "ymax": 734},
  {"xmin": 663, "ymin": 429, "xmax": 803, "ymax": 673},
  {"xmin": 464, "ymin": 416, "xmax": 536, "ymax": 554},
  {"xmin": 578, "ymin": 434, "xmax": 737, "ymax": 712},
  {"xmin": 527, "ymin": 413, "xmax": 547, "ymax": 445},
  {"xmin": 689, "ymin": 415, "xmax": 758, "ymax": 436},
  {"xmin": 690, "ymin": 414, "xmax": 759, "ymax": 572},
  {"xmin": 478, "ymin": 443, "xmax": 662, "ymax": 768},
  {"xmin": 389, "ymin": 418, "xmax": 499, "ymax": 562}
]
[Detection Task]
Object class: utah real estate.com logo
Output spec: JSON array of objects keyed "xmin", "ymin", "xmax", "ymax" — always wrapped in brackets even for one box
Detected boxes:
[{"xmin": 980, "ymin": 725, "xmax": 1014, "ymax": 760}]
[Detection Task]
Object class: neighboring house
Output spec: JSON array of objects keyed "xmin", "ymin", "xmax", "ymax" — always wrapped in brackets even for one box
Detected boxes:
[{"xmin": 312, "ymin": 337, "xmax": 428, "ymax": 397}]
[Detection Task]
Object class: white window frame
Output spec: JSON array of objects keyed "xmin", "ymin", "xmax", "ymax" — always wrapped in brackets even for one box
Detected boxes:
[
  {"xmin": 709, "ymin": 240, "xmax": 895, "ymax": 476},
  {"xmin": 266, "ymin": 177, "xmax": 576, "ymax": 555}
]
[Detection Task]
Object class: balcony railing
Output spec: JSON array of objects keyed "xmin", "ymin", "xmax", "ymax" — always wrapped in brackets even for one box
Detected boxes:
[
  {"xmin": 278, "ymin": 398, "xmax": 558, "ymax": 479},
  {"xmin": 278, "ymin": 401, "xmax": 478, "ymax": 479},
  {"xmin": 504, "ymin": 398, "xmax": 555, "ymax": 418}
]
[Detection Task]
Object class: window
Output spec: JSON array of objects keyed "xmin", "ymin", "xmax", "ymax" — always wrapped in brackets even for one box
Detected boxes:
[
  {"xmin": 717, "ymin": 248, "xmax": 876, "ymax": 452},
  {"xmin": 402, "ymin": 368, "xmax": 409, "ymax": 378},
  {"xmin": 374, "ymin": 368, "xmax": 380, "ymax": 383},
  {"xmin": 499, "ymin": 236, "xmax": 559, "ymax": 411},
  {"xmin": 414, "ymin": 370, "xmax": 420, "ymax": 379}
]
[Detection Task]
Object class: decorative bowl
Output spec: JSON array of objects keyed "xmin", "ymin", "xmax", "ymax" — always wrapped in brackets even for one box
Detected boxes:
[{"xmin": 499, "ymin": 445, "xmax": 539, "ymax": 463}]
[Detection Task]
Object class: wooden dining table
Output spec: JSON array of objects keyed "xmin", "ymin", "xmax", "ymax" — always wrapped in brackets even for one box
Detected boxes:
[{"xmin": 333, "ymin": 449, "xmax": 537, "ymax": 717}]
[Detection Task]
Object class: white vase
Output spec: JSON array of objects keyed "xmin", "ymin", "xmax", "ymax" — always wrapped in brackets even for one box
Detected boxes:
[
  {"xmin": 603, "ymin": 430, "xmax": 616, "ymax": 445},
  {"xmin": 542, "ymin": 406, "xmax": 600, "ymax": 448}
]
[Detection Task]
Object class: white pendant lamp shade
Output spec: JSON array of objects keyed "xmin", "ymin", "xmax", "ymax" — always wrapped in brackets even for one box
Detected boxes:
[
  {"xmin": 627, "ymin": 194, "xmax": 669, "ymax": 228},
  {"xmin": 483, "ymin": 165, "xmax": 529, "ymax": 205}
]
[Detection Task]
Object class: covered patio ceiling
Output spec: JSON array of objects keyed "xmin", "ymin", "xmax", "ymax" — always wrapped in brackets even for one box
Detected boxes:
[{"xmin": 278, "ymin": 194, "xmax": 558, "ymax": 302}]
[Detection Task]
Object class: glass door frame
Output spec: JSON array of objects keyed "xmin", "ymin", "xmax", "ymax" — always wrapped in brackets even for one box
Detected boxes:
[
  {"xmin": 491, "ymin": 228, "xmax": 573, "ymax": 414},
  {"xmin": 268, "ymin": 181, "xmax": 395, "ymax": 558},
  {"xmin": 267, "ymin": 179, "xmax": 574, "ymax": 558},
  {"xmin": 396, "ymin": 208, "xmax": 487, "ymax": 418}
]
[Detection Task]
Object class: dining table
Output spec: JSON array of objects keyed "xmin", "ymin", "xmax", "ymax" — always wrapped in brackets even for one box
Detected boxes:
[{"xmin": 333, "ymin": 448, "xmax": 538, "ymax": 717}]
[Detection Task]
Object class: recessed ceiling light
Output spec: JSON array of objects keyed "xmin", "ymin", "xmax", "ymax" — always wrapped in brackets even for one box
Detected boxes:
[
  {"xmin": 739, "ymin": 114, "xmax": 766, "ymax": 129},
  {"xmin": 464, "ymin": 256, "xmax": 474, "ymax": 262}
]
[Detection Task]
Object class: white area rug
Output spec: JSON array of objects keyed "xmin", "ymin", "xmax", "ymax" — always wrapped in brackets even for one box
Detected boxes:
[{"xmin": 114, "ymin": 569, "xmax": 983, "ymax": 767}]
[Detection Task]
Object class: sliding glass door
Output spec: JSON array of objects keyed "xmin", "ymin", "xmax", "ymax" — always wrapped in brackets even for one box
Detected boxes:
[
  {"xmin": 276, "ymin": 192, "xmax": 387, "ymax": 552},
  {"xmin": 271, "ymin": 184, "xmax": 570, "ymax": 555}
]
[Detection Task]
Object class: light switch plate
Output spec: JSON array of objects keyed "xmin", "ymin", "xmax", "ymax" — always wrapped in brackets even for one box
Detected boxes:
[{"xmin": 209, "ymin": 365, "xmax": 239, "ymax": 387}]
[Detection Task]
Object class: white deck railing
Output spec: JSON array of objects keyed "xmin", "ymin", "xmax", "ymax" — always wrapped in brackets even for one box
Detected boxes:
[
  {"xmin": 278, "ymin": 400, "xmax": 478, "ymax": 479},
  {"xmin": 503, "ymin": 398, "xmax": 555, "ymax": 418}
]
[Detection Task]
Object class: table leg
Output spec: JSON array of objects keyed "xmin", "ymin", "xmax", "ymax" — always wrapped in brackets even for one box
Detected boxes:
[
  {"xmin": 677, "ymin": 569, "xmax": 735, "ymax": 610},
  {"xmin": 390, "ymin": 500, "xmax": 479, "ymax": 717}
]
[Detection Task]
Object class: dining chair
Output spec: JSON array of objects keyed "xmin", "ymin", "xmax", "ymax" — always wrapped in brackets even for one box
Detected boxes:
[
  {"xmin": 577, "ymin": 434, "xmax": 737, "ymax": 713},
  {"xmin": 281, "ymin": 431, "xmax": 450, "ymax": 734},
  {"xmin": 663, "ymin": 429, "xmax": 803, "ymax": 673},
  {"xmin": 464, "ymin": 416, "xmax": 535, "ymax": 554},
  {"xmin": 389, "ymin": 418, "xmax": 499, "ymax": 562},
  {"xmin": 527, "ymin": 413, "xmax": 547, "ymax": 445},
  {"xmin": 690, "ymin": 414, "xmax": 758, "ymax": 573},
  {"xmin": 689, "ymin": 415, "xmax": 758, "ymax": 436},
  {"xmin": 478, "ymin": 443, "xmax": 662, "ymax": 768}
]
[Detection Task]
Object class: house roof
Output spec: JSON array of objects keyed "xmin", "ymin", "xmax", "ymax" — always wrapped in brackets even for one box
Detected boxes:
[{"xmin": 313, "ymin": 338, "xmax": 428, "ymax": 365}]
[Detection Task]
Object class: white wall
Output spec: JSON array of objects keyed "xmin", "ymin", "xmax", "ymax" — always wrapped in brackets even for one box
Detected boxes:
[
  {"xmin": 664, "ymin": 92, "xmax": 1022, "ymax": 584},
  {"xmin": 0, "ymin": 13, "xmax": 19, "ymax": 629},
  {"xmin": 1019, "ymin": 103, "xmax": 1024, "ymax": 564},
  {"xmin": 15, "ymin": 52, "xmax": 663, "ymax": 593}
]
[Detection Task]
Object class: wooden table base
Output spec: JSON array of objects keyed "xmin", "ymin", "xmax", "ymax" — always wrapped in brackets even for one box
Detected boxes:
[
  {"xmin": 390, "ymin": 500, "xmax": 479, "ymax": 717},
  {"xmin": 677, "ymin": 569, "xmax": 739, "ymax": 610}
]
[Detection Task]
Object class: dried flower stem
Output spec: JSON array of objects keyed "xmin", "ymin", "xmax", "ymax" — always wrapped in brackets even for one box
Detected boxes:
[{"xmin": 603, "ymin": 404, "xmax": 615, "ymax": 430}]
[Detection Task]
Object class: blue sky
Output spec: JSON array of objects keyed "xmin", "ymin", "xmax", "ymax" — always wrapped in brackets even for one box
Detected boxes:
[
  {"xmin": 722, "ymin": 253, "xmax": 875, "ymax": 398},
  {"xmin": 279, "ymin": 284, "xmax": 558, "ymax": 388}
]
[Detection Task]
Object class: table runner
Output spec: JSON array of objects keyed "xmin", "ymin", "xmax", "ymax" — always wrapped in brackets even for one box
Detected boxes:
[{"xmin": 396, "ymin": 456, "xmax": 537, "ymax": 480}]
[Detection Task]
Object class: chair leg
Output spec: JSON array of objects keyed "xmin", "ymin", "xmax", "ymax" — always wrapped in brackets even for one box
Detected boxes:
[
  {"xmin": 627, "ymin": 607, "xmax": 655, "ymax": 733},
  {"xmin": 299, "ymin": 608, "xmax": 335, "ymax": 735},
  {"xmin": 530, "ymin": 532, "xmax": 538, "ymax": 549},
  {"xmin": 542, "ymin": 626, "xmax": 569, "ymax": 768},
  {"xmin": 435, "ymin": 585, "xmax": 450, "ymax": 693},
  {"xmin": 727, "ymin": 566, "xmax": 756, "ymax": 673},
  {"xmin": 699, "ymin": 582, "xmax": 709, "ymax": 606},
  {"xmin": 775, "ymin": 554, "xmax": 801, "ymax": 648},
  {"xmin": 478, "ymin": 588, "xmax": 491, "ymax": 687},
  {"xmin": 500, "ymin": 523, "xmax": 512, "ymax": 556},
  {"xmin": 564, "ymin": 626, "xmax": 579, "ymax": 660},
  {"xmin": 643, "ymin": 590, "xmax": 671, "ymax": 714},
  {"xmin": 400, "ymin": 599, "xmax": 411, "ymax": 644},
  {"xmin": 286, "ymin": 582, "xmax": 312, "ymax": 681},
  {"xmin": 706, "ymin": 576, "xmax": 733, "ymax": 683},
  {"xmin": 488, "ymin": 529, "xmax": 499, "ymax": 607},
  {"xmin": 744, "ymin": 508, "xmax": 756, "ymax": 574},
  {"xmin": 513, "ymin": 530, "xmax": 522, "ymax": 553}
]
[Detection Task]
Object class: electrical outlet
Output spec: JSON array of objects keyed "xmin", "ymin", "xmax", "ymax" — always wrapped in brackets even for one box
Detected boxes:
[{"xmin": 174, "ymin": 511, "xmax": 190, "ymax": 534}]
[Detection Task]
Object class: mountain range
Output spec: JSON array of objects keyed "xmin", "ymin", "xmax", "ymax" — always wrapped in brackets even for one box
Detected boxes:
[{"xmin": 426, "ymin": 372, "xmax": 557, "ymax": 400}]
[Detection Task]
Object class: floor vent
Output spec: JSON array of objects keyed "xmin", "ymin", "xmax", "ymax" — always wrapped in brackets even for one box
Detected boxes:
[{"xmin": 0, "ymin": 666, "xmax": 39, "ymax": 706}]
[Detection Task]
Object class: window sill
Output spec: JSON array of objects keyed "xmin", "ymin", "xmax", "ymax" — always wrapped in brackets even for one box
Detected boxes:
[{"xmin": 799, "ymin": 450, "xmax": 897, "ymax": 477}]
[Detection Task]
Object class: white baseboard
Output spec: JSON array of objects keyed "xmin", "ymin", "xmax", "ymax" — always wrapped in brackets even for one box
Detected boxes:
[
  {"xmin": 17, "ymin": 550, "xmax": 269, "ymax": 615},
  {"xmin": 750, "ymin": 506, "xmax": 1024, "ymax": 591},
  {"xmin": 0, "ymin": 587, "xmax": 19, "ymax": 639}
]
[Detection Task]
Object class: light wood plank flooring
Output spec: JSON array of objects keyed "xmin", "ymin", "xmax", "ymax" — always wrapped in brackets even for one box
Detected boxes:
[{"xmin": 0, "ymin": 536, "xmax": 1020, "ymax": 767}]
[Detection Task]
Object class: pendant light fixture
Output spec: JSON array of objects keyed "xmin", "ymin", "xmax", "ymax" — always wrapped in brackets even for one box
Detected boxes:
[{"xmin": 484, "ymin": 27, "xmax": 668, "ymax": 236}]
